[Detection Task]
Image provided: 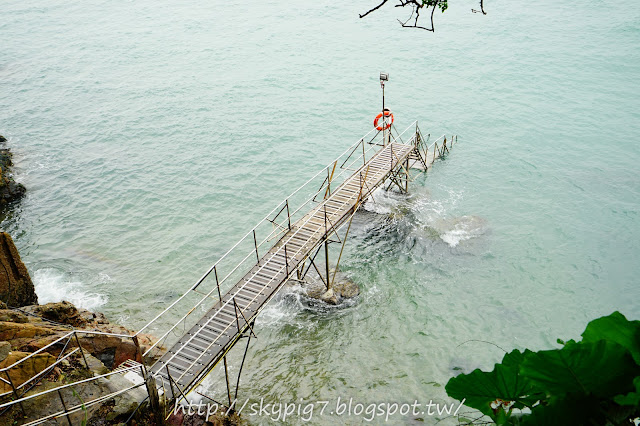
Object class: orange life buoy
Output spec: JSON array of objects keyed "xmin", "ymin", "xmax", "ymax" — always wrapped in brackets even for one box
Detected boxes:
[{"xmin": 373, "ymin": 110, "xmax": 394, "ymax": 131}]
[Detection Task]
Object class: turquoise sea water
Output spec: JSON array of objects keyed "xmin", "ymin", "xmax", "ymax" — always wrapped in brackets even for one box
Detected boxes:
[{"xmin": 2, "ymin": 0, "xmax": 640, "ymax": 423}]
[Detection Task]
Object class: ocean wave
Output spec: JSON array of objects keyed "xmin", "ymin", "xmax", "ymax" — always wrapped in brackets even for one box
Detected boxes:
[{"xmin": 32, "ymin": 268, "xmax": 109, "ymax": 311}]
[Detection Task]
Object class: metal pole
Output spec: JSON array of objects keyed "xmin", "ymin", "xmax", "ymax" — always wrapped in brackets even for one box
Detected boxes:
[
  {"xmin": 284, "ymin": 244, "xmax": 289, "ymax": 276},
  {"xmin": 233, "ymin": 324, "xmax": 254, "ymax": 402},
  {"xmin": 166, "ymin": 364, "xmax": 176, "ymax": 401},
  {"xmin": 74, "ymin": 332, "xmax": 89, "ymax": 369},
  {"xmin": 382, "ymin": 81, "xmax": 386, "ymax": 146},
  {"xmin": 5, "ymin": 371, "xmax": 26, "ymax": 416},
  {"xmin": 214, "ymin": 266, "xmax": 222, "ymax": 301},
  {"xmin": 405, "ymin": 158, "xmax": 409, "ymax": 192},
  {"xmin": 223, "ymin": 357, "xmax": 232, "ymax": 408},
  {"xmin": 57, "ymin": 389, "xmax": 73, "ymax": 426},
  {"xmin": 286, "ymin": 200, "xmax": 291, "ymax": 230},
  {"xmin": 253, "ymin": 230, "xmax": 260, "ymax": 264}
]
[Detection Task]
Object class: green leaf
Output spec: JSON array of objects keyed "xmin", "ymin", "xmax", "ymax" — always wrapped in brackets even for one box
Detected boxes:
[
  {"xmin": 581, "ymin": 311, "xmax": 640, "ymax": 364},
  {"xmin": 520, "ymin": 393, "xmax": 606, "ymax": 426},
  {"xmin": 520, "ymin": 339, "xmax": 640, "ymax": 398},
  {"xmin": 445, "ymin": 349, "xmax": 542, "ymax": 419},
  {"xmin": 614, "ymin": 376, "xmax": 640, "ymax": 407}
]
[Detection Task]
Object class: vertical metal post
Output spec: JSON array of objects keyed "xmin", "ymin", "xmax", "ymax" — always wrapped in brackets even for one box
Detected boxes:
[
  {"xmin": 253, "ymin": 230, "xmax": 260, "ymax": 264},
  {"xmin": 405, "ymin": 158, "xmax": 409, "ymax": 192},
  {"xmin": 233, "ymin": 299, "xmax": 241, "ymax": 333},
  {"xmin": 165, "ymin": 364, "xmax": 176, "ymax": 401},
  {"xmin": 390, "ymin": 144, "xmax": 394, "ymax": 171},
  {"xmin": 5, "ymin": 371, "xmax": 25, "ymax": 416},
  {"xmin": 327, "ymin": 167, "xmax": 331, "ymax": 196},
  {"xmin": 223, "ymin": 357, "xmax": 232, "ymax": 408},
  {"xmin": 214, "ymin": 266, "xmax": 222, "ymax": 301},
  {"xmin": 286, "ymin": 200, "xmax": 291, "ymax": 230},
  {"xmin": 382, "ymin": 80, "xmax": 386, "ymax": 146},
  {"xmin": 57, "ymin": 389, "xmax": 73, "ymax": 426},
  {"xmin": 74, "ymin": 332, "xmax": 89, "ymax": 369},
  {"xmin": 324, "ymin": 240, "xmax": 330, "ymax": 290},
  {"xmin": 233, "ymin": 324, "xmax": 254, "ymax": 402},
  {"xmin": 284, "ymin": 244, "xmax": 289, "ymax": 276},
  {"xmin": 362, "ymin": 139, "xmax": 366, "ymax": 165}
]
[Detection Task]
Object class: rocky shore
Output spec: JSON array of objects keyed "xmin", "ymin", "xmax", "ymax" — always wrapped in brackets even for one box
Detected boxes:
[
  {"xmin": 0, "ymin": 135, "xmax": 26, "ymax": 206},
  {"xmin": 0, "ymin": 228, "xmax": 243, "ymax": 425}
]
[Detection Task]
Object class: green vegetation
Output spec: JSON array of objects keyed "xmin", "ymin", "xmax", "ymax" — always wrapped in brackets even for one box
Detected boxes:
[{"xmin": 445, "ymin": 312, "xmax": 640, "ymax": 425}]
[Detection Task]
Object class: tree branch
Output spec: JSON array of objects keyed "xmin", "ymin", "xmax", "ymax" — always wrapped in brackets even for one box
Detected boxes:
[
  {"xmin": 359, "ymin": 0, "xmax": 390, "ymax": 18},
  {"xmin": 361, "ymin": 0, "xmax": 486, "ymax": 32},
  {"xmin": 472, "ymin": 0, "xmax": 487, "ymax": 15}
]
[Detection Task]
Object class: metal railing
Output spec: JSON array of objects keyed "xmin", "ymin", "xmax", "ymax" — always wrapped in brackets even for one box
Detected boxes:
[
  {"xmin": 0, "ymin": 122, "xmax": 456, "ymax": 424},
  {"xmin": 0, "ymin": 329, "xmax": 149, "ymax": 425},
  {"xmin": 136, "ymin": 122, "xmax": 439, "ymax": 362}
]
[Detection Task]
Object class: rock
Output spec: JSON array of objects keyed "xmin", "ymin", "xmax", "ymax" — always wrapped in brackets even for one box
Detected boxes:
[
  {"xmin": 0, "ymin": 341, "xmax": 10, "ymax": 362},
  {"xmin": 78, "ymin": 334, "xmax": 139, "ymax": 369},
  {"xmin": 333, "ymin": 280, "xmax": 360, "ymax": 299},
  {"xmin": 0, "ymin": 144, "xmax": 26, "ymax": 204},
  {"xmin": 0, "ymin": 232, "xmax": 38, "ymax": 307},
  {"xmin": 0, "ymin": 309, "xmax": 29, "ymax": 323},
  {"xmin": 288, "ymin": 270, "xmax": 360, "ymax": 306},
  {"xmin": 29, "ymin": 301, "xmax": 87, "ymax": 327},
  {"xmin": 0, "ymin": 321, "xmax": 58, "ymax": 341},
  {"xmin": 0, "ymin": 350, "xmax": 56, "ymax": 392},
  {"xmin": 320, "ymin": 288, "xmax": 339, "ymax": 305},
  {"xmin": 0, "ymin": 135, "xmax": 6, "ymax": 143}
]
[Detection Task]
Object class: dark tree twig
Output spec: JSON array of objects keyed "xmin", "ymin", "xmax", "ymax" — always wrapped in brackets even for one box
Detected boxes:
[
  {"xmin": 472, "ymin": 0, "xmax": 487, "ymax": 15},
  {"xmin": 359, "ymin": 0, "xmax": 390, "ymax": 18}
]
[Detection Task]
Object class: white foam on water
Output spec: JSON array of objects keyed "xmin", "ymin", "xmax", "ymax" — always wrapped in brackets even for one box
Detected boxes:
[
  {"xmin": 363, "ymin": 187, "xmax": 402, "ymax": 215},
  {"xmin": 439, "ymin": 215, "xmax": 488, "ymax": 247},
  {"xmin": 32, "ymin": 268, "xmax": 109, "ymax": 311}
]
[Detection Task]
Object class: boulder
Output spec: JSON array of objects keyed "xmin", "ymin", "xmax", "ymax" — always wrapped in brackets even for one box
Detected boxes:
[
  {"xmin": 320, "ymin": 288, "xmax": 339, "ymax": 305},
  {"xmin": 0, "ymin": 321, "xmax": 58, "ymax": 341},
  {"xmin": 27, "ymin": 301, "xmax": 87, "ymax": 327},
  {"xmin": 0, "ymin": 232, "xmax": 37, "ymax": 307},
  {"xmin": 0, "ymin": 148, "xmax": 25, "ymax": 204},
  {"xmin": 0, "ymin": 350, "xmax": 56, "ymax": 392},
  {"xmin": 0, "ymin": 135, "xmax": 6, "ymax": 143},
  {"xmin": 0, "ymin": 309, "xmax": 29, "ymax": 323},
  {"xmin": 0, "ymin": 341, "xmax": 10, "ymax": 362}
]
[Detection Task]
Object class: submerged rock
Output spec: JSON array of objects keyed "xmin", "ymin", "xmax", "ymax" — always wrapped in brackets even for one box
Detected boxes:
[
  {"xmin": 0, "ymin": 232, "xmax": 38, "ymax": 307},
  {"xmin": 289, "ymin": 270, "xmax": 360, "ymax": 306}
]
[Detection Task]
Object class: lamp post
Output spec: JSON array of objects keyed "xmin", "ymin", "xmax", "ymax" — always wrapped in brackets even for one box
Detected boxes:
[{"xmin": 380, "ymin": 72, "xmax": 389, "ymax": 145}]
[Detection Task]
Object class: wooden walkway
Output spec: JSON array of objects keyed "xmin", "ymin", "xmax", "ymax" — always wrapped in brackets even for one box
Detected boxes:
[{"xmin": 149, "ymin": 139, "xmax": 434, "ymax": 399}]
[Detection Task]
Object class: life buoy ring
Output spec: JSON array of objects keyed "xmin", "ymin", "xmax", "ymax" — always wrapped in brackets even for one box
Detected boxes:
[{"xmin": 374, "ymin": 110, "xmax": 394, "ymax": 131}]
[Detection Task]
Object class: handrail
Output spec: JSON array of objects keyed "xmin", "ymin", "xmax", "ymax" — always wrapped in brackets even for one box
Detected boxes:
[
  {"xmin": 140, "ymin": 124, "xmax": 415, "ymax": 356},
  {"xmin": 0, "ymin": 122, "xmax": 456, "ymax": 425},
  {"xmin": 142, "ymin": 127, "xmax": 455, "ymax": 359},
  {"xmin": 150, "ymin": 125, "xmax": 431, "ymax": 381},
  {"xmin": 134, "ymin": 125, "xmax": 382, "ymax": 336},
  {"xmin": 0, "ymin": 363, "xmax": 144, "ymax": 409}
]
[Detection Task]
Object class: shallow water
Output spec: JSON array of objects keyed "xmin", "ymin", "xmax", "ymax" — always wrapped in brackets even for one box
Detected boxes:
[{"xmin": 2, "ymin": 0, "xmax": 639, "ymax": 423}]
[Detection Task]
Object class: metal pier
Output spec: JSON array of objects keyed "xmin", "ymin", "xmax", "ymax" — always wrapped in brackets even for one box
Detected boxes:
[{"xmin": 145, "ymin": 123, "xmax": 454, "ymax": 405}]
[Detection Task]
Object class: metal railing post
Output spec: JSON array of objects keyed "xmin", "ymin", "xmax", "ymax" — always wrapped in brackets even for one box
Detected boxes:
[
  {"xmin": 253, "ymin": 230, "xmax": 260, "ymax": 264},
  {"xmin": 5, "ymin": 371, "xmax": 26, "ymax": 416},
  {"xmin": 74, "ymin": 332, "xmax": 89, "ymax": 369},
  {"xmin": 286, "ymin": 200, "xmax": 291, "ymax": 230},
  {"xmin": 214, "ymin": 266, "xmax": 222, "ymax": 301},
  {"xmin": 57, "ymin": 389, "xmax": 73, "ymax": 426},
  {"xmin": 284, "ymin": 244, "xmax": 289, "ymax": 276}
]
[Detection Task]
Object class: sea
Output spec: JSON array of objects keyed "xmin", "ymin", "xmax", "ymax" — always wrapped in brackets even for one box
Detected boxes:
[{"xmin": 1, "ymin": 0, "xmax": 639, "ymax": 423}]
